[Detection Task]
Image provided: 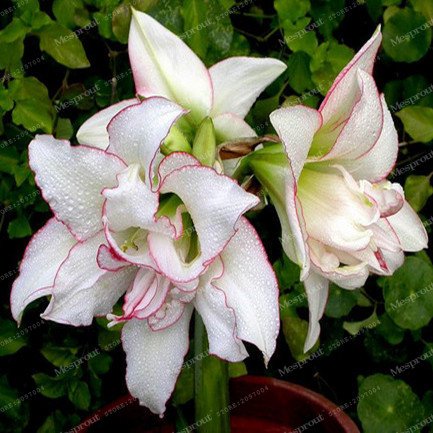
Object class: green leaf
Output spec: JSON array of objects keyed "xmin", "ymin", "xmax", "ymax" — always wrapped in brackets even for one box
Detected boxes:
[
  {"xmin": 10, "ymin": 77, "xmax": 55, "ymax": 133},
  {"xmin": 281, "ymin": 17, "xmax": 318, "ymax": 56},
  {"xmin": 0, "ymin": 87, "xmax": 14, "ymax": 112},
  {"xmin": 0, "ymin": 376, "xmax": 24, "ymax": 420},
  {"xmin": 381, "ymin": 256, "xmax": 433, "ymax": 329},
  {"xmin": 357, "ymin": 374, "xmax": 424, "ymax": 433},
  {"xmin": 31, "ymin": 12, "xmax": 54, "ymax": 31},
  {"xmin": 88, "ymin": 352, "xmax": 112, "ymax": 375},
  {"xmin": 375, "ymin": 313, "xmax": 405, "ymax": 345},
  {"xmin": 12, "ymin": 100, "xmax": 54, "ymax": 134},
  {"xmin": 282, "ymin": 315, "xmax": 318, "ymax": 360},
  {"xmin": 0, "ymin": 319, "xmax": 26, "ymax": 356},
  {"xmin": 38, "ymin": 23, "xmax": 90, "ymax": 68},
  {"xmin": 404, "ymin": 175, "xmax": 433, "ymax": 212},
  {"xmin": 383, "ymin": 7, "xmax": 432, "ymax": 63},
  {"xmin": 0, "ymin": 37, "xmax": 25, "ymax": 75},
  {"xmin": 274, "ymin": 0, "xmax": 310, "ymax": 22},
  {"xmin": 410, "ymin": 0, "xmax": 433, "ymax": 21},
  {"xmin": 182, "ymin": 0, "xmax": 209, "ymax": 59},
  {"xmin": 53, "ymin": 0, "xmax": 90, "ymax": 29},
  {"xmin": 343, "ymin": 310, "xmax": 379, "ymax": 335},
  {"xmin": 0, "ymin": 18, "xmax": 29, "ymax": 43},
  {"xmin": 112, "ymin": 1, "xmax": 133, "ymax": 43},
  {"xmin": 396, "ymin": 106, "xmax": 433, "ymax": 142},
  {"xmin": 67, "ymin": 380, "xmax": 91, "ymax": 410},
  {"xmin": 7, "ymin": 214, "xmax": 32, "ymax": 238},
  {"xmin": 325, "ymin": 285, "xmax": 358, "ymax": 318},
  {"xmin": 40, "ymin": 344, "xmax": 77, "ymax": 368},
  {"xmin": 55, "ymin": 118, "xmax": 74, "ymax": 139},
  {"xmin": 310, "ymin": 0, "xmax": 345, "ymax": 38},
  {"xmin": 287, "ymin": 52, "xmax": 313, "ymax": 93},
  {"xmin": 310, "ymin": 41, "xmax": 354, "ymax": 95},
  {"xmin": 32, "ymin": 373, "xmax": 68, "ymax": 399}
]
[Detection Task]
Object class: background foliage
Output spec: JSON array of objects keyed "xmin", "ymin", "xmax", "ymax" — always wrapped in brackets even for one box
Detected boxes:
[{"xmin": 0, "ymin": 0, "xmax": 432, "ymax": 432}]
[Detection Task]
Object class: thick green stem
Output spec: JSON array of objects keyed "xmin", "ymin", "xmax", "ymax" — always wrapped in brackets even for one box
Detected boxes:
[{"xmin": 194, "ymin": 312, "xmax": 230, "ymax": 433}]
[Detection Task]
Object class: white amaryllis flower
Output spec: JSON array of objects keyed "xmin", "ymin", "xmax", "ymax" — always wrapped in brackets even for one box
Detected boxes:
[
  {"xmin": 76, "ymin": 9, "xmax": 286, "ymax": 150},
  {"xmin": 11, "ymin": 97, "xmax": 279, "ymax": 415},
  {"xmin": 250, "ymin": 28, "xmax": 428, "ymax": 352}
]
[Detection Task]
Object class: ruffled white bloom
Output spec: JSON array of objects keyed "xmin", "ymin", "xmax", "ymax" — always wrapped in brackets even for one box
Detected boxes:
[
  {"xmin": 11, "ymin": 97, "xmax": 279, "ymax": 415},
  {"xmin": 251, "ymin": 28, "xmax": 428, "ymax": 352},
  {"xmin": 76, "ymin": 10, "xmax": 286, "ymax": 150}
]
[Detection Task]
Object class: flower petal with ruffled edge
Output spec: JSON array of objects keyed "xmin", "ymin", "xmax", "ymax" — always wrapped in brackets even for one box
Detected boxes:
[
  {"xmin": 29, "ymin": 135, "xmax": 126, "ymax": 241},
  {"xmin": 211, "ymin": 217, "xmax": 280, "ymax": 364},
  {"xmin": 194, "ymin": 257, "xmax": 248, "ymax": 362},
  {"xmin": 76, "ymin": 99, "xmax": 138, "ymax": 150},
  {"xmin": 42, "ymin": 232, "xmax": 137, "ymax": 326},
  {"xmin": 11, "ymin": 218, "xmax": 76, "ymax": 324},
  {"xmin": 148, "ymin": 161, "xmax": 259, "ymax": 283},
  {"xmin": 122, "ymin": 305, "xmax": 193, "ymax": 415}
]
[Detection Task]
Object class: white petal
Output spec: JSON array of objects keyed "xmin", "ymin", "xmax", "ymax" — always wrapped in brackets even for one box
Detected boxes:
[
  {"xmin": 320, "ymin": 70, "xmax": 383, "ymax": 161},
  {"xmin": 194, "ymin": 258, "xmax": 248, "ymax": 362},
  {"xmin": 209, "ymin": 57, "xmax": 286, "ymax": 118},
  {"xmin": 386, "ymin": 201, "xmax": 428, "ymax": 252},
  {"xmin": 270, "ymin": 106, "xmax": 322, "ymax": 180},
  {"xmin": 97, "ymin": 244, "xmax": 129, "ymax": 271},
  {"xmin": 158, "ymin": 152, "xmax": 200, "ymax": 183},
  {"xmin": 42, "ymin": 232, "xmax": 136, "ymax": 326},
  {"xmin": 213, "ymin": 113, "xmax": 257, "ymax": 142},
  {"xmin": 122, "ymin": 306, "xmax": 193, "ymax": 415},
  {"xmin": 212, "ymin": 218, "xmax": 280, "ymax": 364},
  {"xmin": 298, "ymin": 168, "xmax": 378, "ymax": 253},
  {"xmin": 150, "ymin": 165, "xmax": 259, "ymax": 283},
  {"xmin": 319, "ymin": 27, "xmax": 382, "ymax": 127},
  {"xmin": 128, "ymin": 10, "xmax": 212, "ymax": 122},
  {"xmin": 29, "ymin": 135, "xmax": 126, "ymax": 241},
  {"xmin": 309, "ymin": 240, "xmax": 369, "ymax": 290},
  {"xmin": 303, "ymin": 272, "xmax": 329, "ymax": 352},
  {"xmin": 76, "ymin": 99, "xmax": 138, "ymax": 150},
  {"xmin": 103, "ymin": 164, "xmax": 173, "ymax": 236},
  {"xmin": 344, "ymin": 94, "xmax": 399, "ymax": 182},
  {"xmin": 11, "ymin": 218, "xmax": 76, "ymax": 324},
  {"xmin": 107, "ymin": 97, "xmax": 186, "ymax": 184}
]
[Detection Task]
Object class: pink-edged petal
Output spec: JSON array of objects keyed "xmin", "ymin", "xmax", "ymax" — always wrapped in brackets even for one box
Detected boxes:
[
  {"xmin": 107, "ymin": 97, "xmax": 186, "ymax": 184},
  {"xmin": 76, "ymin": 99, "xmax": 138, "ymax": 150},
  {"xmin": 150, "ymin": 164, "xmax": 259, "ymax": 283},
  {"xmin": 103, "ymin": 165, "xmax": 173, "ymax": 236},
  {"xmin": 11, "ymin": 218, "xmax": 76, "ymax": 324},
  {"xmin": 319, "ymin": 27, "xmax": 382, "ymax": 127},
  {"xmin": 211, "ymin": 217, "xmax": 279, "ymax": 364},
  {"xmin": 128, "ymin": 10, "xmax": 212, "ymax": 122},
  {"xmin": 97, "ymin": 244, "xmax": 129, "ymax": 271},
  {"xmin": 309, "ymin": 240, "xmax": 369, "ymax": 290},
  {"xmin": 148, "ymin": 298, "xmax": 186, "ymax": 331},
  {"xmin": 270, "ymin": 106, "xmax": 322, "ymax": 180},
  {"xmin": 122, "ymin": 305, "xmax": 193, "ymax": 415},
  {"xmin": 343, "ymin": 95, "xmax": 399, "ymax": 182},
  {"xmin": 303, "ymin": 272, "xmax": 329, "ymax": 352},
  {"xmin": 42, "ymin": 232, "xmax": 136, "ymax": 326},
  {"xmin": 209, "ymin": 57, "xmax": 286, "ymax": 118},
  {"xmin": 213, "ymin": 113, "xmax": 257, "ymax": 142},
  {"xmin": 122, "ymin": 268, "xmax": 170, "ymax": 321},
  {"xmin": 29, "ymin": 135, "xmax": 126, "ymax": 241},
  {"xmin": 194, "ymin": 257, "xmax": 248, "ymax": 362},
  {"xmin": 103, "ymin": 224, "xmax": 156, "ymax": 268},
  {"xmin": 320, "ymin": 70, "xmax": 383, "ymax": 161},
  {"xmin": 386, "ymin": 201, "xmax": 428, "ymax": 252},
  {"xmin": 158, "ymin": 152, "xmax": 200, "ymax": 183}
]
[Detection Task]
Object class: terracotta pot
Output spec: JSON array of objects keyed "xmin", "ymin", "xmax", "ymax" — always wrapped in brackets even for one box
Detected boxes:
[{"xmin": 76, "ymin": 376, "xmax": 360, "ymax": 433}]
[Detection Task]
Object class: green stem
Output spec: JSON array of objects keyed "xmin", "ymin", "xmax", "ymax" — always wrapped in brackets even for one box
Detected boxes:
[{"xmin": 194, "ymin": 312, "xmax": 230, "ymax": 433}]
